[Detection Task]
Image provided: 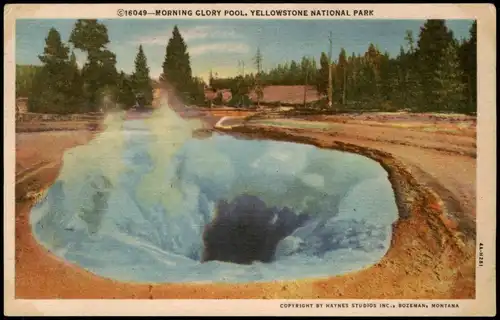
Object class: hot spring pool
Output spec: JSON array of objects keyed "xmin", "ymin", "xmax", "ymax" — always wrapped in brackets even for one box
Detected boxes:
[{"xmin": 30, "ymin": 118, "xmax": 399, "ymax": 283}]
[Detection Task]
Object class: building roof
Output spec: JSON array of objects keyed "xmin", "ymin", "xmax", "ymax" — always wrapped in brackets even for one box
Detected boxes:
[{"xmin": 249, "ymin": 85, "xmax": 321, "ymax": 104}]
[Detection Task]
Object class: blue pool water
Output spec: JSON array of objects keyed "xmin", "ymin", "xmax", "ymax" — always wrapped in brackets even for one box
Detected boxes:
[{"xmin": 30, "ymin": 112, "xmax": 398, "ymax": 284}]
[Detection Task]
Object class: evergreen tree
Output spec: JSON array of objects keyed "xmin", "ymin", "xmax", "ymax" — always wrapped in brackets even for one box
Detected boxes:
[
  {"xmin": 297, "ymin": 56, "xmax": 317, "ymax": 87},
  {"xmin": 160, "ymin": 25, "xmax": 205, "ymax": 104},
  {"xmin": 316, "ymin": 52, "xmax": 330, "ymax": 97},
  {"xmin": 160, "ymin": 25, "xmax": 192, "ymax": 93},
  {"xmin": 289, "ymin": 60, "xmax": 300, "ymax": 85},
  {"xmin": 116, "ymin": 71, "xmax": 136, "ymax": 108},
  {"xmin": 458, "ymin": 21, "xmax": 477, "ymax": 114},
  {"xmin": 404, "ymin": 30, "xmax": 416, "ymax": 54},
  {"xmin": 393, "ymin": 47, "xmax": 409, "ymax": 108},
  {"xmin": 211, "ymin": 19, "xmax": 472, "ymax": 114},
  {"xmin": 299, "ymin": 56, "xmax": 308, "ymax": 85},
  {"xmin": 336, "ymin": 48, "xmax": 348, "ymax": 105},
  {"xmin": 400, "ymin": 31, "xmax": 423, "ymax": 111},
  {"xmin": 356, "ymin": 58, "xmax": 374, "ymax": 107},
  {"xmin": 346, "ymin": 52, "xmax": 359, "ymax": 104},
  {"xmin": 69, "ymin": 19, "xmax": 118, "ymax": 111},
  {"xmin": 431, "ymin": 43, "xmax": 467, "ymax": 112},
  {"xmin": 308, "ymin": 57, "xmax": 318, "ymax": 86},
  {"xmin": 330, "ymin": 61, "xmax": 338, "ymax": 106},
  {"xmin": 364, "ymin": 44, "xmax": 382, "ymax": 104},
  {"xmin": 69, "ymin": 19, "xmax": 111, "ymax": 52},
  {"xmin": 416, "ymin": 19, "xmax": 457, "ymax": 111},
  {"xmin": 379, "ymin": 52, "xmax": 395, "ymax": 103},
  {"xmin": 28, "ymin": 28, "xmax": 73, "ymax": 114},
  {"xmin": 281, "ymin": 63, "xmax": 290, "ymax": 84},
  {"xmin": 132, "ymin": 45, "xmax": 153, "ymax": 106},
  {"xmin": 468, "ymin": 20, "xmax": 477, "ymax": 111}
]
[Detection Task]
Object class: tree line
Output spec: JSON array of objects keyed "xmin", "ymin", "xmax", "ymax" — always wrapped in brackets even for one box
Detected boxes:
[
  {"xmin": 210, "ymin": 20, "xmax": 477, "ymax": 114},
  {"xmin": 18, "ymin": 19, "xmax": 476, "ymax": 115},
  {"xmin": 19, "ymin": 21, "xmax": 208, "ymax": 114},
  {"xmin": 159, "ymin": 26, "xmax": 206, "ymax": 105},
  {"xmin": 19, "ymin": 19, "xmax": 154, "ymax": 114}
]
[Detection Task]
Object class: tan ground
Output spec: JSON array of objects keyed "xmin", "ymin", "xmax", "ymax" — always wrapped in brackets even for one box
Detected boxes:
[
  {"xmin": 16, "ymin": 120, "xmax": 102, "ymax": 133},
  {"xmin": 14, "ymin": 111, "xmax": 476, "ymax": 299}
]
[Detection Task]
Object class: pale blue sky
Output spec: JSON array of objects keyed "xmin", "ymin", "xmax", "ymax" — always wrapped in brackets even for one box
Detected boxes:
[{"xmin": 16, "ymin": 19, "xmax": 473, "ymax": 81}]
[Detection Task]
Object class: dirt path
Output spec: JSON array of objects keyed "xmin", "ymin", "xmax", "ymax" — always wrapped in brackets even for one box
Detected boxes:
[
  {"xmin": 14, "ymin": 112, "xmax": 476, "ymax": 299},
  {"xmin": 16, "ymin": 161, "xmax": 58, "ymax": 185}
]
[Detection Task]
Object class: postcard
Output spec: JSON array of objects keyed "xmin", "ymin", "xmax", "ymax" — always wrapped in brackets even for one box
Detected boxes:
[{"xmin": 4, "ymin": 3, "xmax": 496, "ymax": 317}]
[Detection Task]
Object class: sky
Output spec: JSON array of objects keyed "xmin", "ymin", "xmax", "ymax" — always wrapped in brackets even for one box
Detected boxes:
[{"xmin": 16, "ymin": 19, "xmax": 474, "ymax": 82}]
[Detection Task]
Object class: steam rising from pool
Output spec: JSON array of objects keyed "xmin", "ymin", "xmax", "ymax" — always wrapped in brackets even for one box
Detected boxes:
[{"xmin": 30, "ymin": 93, "xmax": 398, "ymax": 283}]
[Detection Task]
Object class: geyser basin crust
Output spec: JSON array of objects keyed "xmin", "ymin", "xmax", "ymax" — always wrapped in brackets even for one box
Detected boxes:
[{"xmin": 30, "ymin": 119, "xmax": 399, "ymax": 283}]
